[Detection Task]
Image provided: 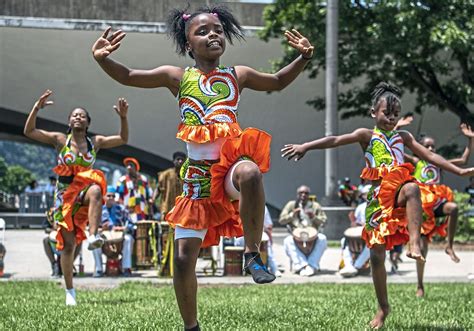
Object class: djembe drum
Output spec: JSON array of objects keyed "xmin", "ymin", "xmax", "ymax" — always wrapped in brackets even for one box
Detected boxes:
[
  {"xmin": 101, "ymin": 230, "xmax": 124, "ymax": 276},
  {"xmin": 224, "ymin": 246, "xmax": 244, "ymax": 276},
  {"xmin": 135, "ymin": 220, "xmax": 158, "ymax": 268},
  {"xmin": 292, "ymin": 227, "xmax": 318, "ymax": 256}
]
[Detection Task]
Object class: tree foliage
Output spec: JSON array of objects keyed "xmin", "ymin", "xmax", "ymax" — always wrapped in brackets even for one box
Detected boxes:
[
  {"xmin": 0, "ymin": 164, "xmax": 34, "ymax": 194},
  {"xmin": 260, "ymin": 0, "xmax": 474, "ymax": 124}
]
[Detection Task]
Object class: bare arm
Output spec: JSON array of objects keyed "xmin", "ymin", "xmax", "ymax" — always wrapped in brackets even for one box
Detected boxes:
[
  {"xmin": 23, "ymin": 90, "xmax": 66, "ymax": 148},
  {"xmin": 281, "ymin": 128, "xmax": 371, "ymax": 161},
  {"xmin": 449, "ymin": 123, "xmax": 474, "ymax": 166},
  {"xmin": 402, "ymin": 131, "xmax": 474, "ymax": 176},
  {"xmin": 403, "ymin": 153, "xmax": 419, "ymax": 165},
  {"xmin": 92, "ymin": 28, "xmax": 183, "ymax": 94},
  {"xmin": 235, "ymin": 29, "xmax": 314, "ymax": 92},
  {"xmin": 94, "ymin": 98, "xmax": 129, "ymax": 150}
]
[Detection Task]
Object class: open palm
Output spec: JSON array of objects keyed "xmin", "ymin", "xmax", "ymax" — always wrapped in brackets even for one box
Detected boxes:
[
  {"xmin": 285, "ymin": 29, "xmax": 314, "ymax": 58},
  {"xmin": 460, "ymin": 123, "xmax": 474, "ymax": 138},
  {"xmin": 92, "ymin": 27, "xmax": 126, "ymax": 61}
]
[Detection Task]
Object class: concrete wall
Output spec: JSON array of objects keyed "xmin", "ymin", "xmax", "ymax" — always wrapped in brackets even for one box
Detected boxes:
[{"xmin": 0, "ymin": 0, "xmax": 267, "ymax": 26}]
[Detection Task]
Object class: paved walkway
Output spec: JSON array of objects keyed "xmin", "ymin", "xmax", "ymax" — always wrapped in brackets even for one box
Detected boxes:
[{"xmin": 1, "ymin": 229, "xmax": 473, "ymax": 288}]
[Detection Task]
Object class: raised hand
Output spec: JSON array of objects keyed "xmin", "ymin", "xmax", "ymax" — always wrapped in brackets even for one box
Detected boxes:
[
  {"xmin": 281, "ymin": 144, "xmax": 307, "ymax": 161},
  {"xmin": 114, "ymin": 98, "xmax": 128, "ymax": 118},
  {"xmin": 284, "ymin": 29, "xmax": 314, "ymax": 58},
  {"xmin": 460, "ymin": 123, "xmax": 474, "ymax": 138},
  {"xmin": 34, "ymin": 89, "xmax": 54, "ymax": 110},
  {"xmin": 395, "ymin": 114, "xmax": 414, "ymax": 129},
  {"xmin": 92, "ymin": 27, "xmax": 126, "ymax": 61},
  {"xmin": 461, "ymin": 167, "xmax": 474, "ymax": 177}
]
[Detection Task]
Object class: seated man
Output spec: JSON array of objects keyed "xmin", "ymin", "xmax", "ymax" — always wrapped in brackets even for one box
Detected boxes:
[
  {"xmin": 92, "ymin": 186, "xmax": 134, "ymax": 277},
  {"xmin": 339, "ymin": 185, "xmax": 371, "ymax": 277},
  {"xmin": 338, "ymin": 177, "xmax": 358, "ymax": 206},
  {"xmin": 279, "ymin": 185, "xmax": 328, "ymax": 276}
]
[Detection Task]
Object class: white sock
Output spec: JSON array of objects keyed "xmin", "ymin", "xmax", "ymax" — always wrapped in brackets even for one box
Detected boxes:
[{"xmin": 66, "ymin": 288, "xmax": 76, "ymax": 297}]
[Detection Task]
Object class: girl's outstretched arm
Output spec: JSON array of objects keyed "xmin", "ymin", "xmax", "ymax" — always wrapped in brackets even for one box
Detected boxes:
[
  {"xmin": 23, "ymin": 90, "xmax": 66, "ymax": 148},
  {"xmin": 92, "ymin": 28, "xmax": 183, "ymax": 93},
  {"xmin": 235, "ymin": 29, "xmax": 314, "ymax": 92},
  {"xmin": 402, "ymin": 131, "xmax": 474, "ymax": 176},
  {"xmin": 281, "ymin": 128, "xmax": 371, "ymax": 161},
  {"xmin": 94, "ymin": 98, "xmax": 129, "ymax": 150},
  {"xmin": 449, "ymin": 123, "xmax": 474, "ymax": 166}
]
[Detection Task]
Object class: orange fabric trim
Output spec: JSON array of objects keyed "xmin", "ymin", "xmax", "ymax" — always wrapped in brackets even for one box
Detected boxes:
[
  {"xmin": 55, "ymin": 169, "xmax": 107, "ymax": 250},
  {"xmin": 210, "ymin": 127, "xmax": 271, "ymax": 202},
  {"xmin": 362, "ymin": 164, "xmax": 436, "ymax": 250},
  {"xmin": 360, "ymin": 163, "xmax": 415, "ymax": 181},
  {"xmin": 176, "ymin": 122, "xmax": 243, "ymax": 143},
  {"xmin": 421, "ymin": 184, "xmax": 453, "ymax": 240},
  {"xmin": 165, "ymin": 196, "xmax": 243, "ymax": 248}
]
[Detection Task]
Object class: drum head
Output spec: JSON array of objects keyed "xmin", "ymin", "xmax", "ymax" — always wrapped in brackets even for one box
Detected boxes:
[
  {"xmin": 292, "ymin": 227, "xmax": 318, "ymax": 241},
  {"xmin": 101, "ymin": 230, "xmax": 124, "ymax": 243},
  {"xmin": 224, "ymin": 246, "xmax": 245, "ymax": 252},
  {"xmin": 344, "ymin": 226, "xmax": 364, "ymax": 238}
]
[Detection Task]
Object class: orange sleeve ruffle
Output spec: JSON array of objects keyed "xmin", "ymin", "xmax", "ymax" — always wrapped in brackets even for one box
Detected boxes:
[
  {"xmin": 176, "ymin": 122, "xmax": 242, "ymax": 143},
  {"xmin": 165, "ymin": 196, "xmax": 243, "ymax": 248},
  {"xmin": 210, "ymin": 127, "xmax": 271, "ymax": 201},
  {"xmin": 54, "ymin": 168, "xmax": 107, "ymax": 250}
]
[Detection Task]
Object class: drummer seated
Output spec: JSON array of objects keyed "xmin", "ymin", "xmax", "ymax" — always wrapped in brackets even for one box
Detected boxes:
[
  {"xmin": 339, "ymin": 185, "xmax": 371, "ymax": 277},
  {"xmin": 92, "ymin": 186, "xmax": 134, "ymax": 277},
  {"xmin": 279, "ymin": 185, "xmax": 328, "ymax": 277}
]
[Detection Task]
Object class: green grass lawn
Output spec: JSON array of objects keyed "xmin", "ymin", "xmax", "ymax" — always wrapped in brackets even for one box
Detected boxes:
[{"xmin": 0, "ymin": 281, "xmax": 472, "ymax": 330}]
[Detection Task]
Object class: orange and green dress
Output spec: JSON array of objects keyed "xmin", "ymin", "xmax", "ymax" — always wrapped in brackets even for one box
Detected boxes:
[
  {"xmin": 165, "ymin": 66, "xmax": 271, "ymax": 247},
  {"xmin": 53, "ymin": 134, "xmax": 106, "ymax": 250},
  {"xmin": 360, "ymin": 127, "xmax": 435, "ymax": 250},
  {"xmin": 414, "ymin": 160, "xmax": 454, "ymax": 240}
]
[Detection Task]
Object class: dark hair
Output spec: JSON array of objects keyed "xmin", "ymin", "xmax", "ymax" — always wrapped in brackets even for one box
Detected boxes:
[
  {"xmin": 173, "ymin": 151, "xmax": 186, "ymax": 160},
  {"xmin": 166, "ymin": 5, "xmax": 245, "ymax": 59},
  {"xmin": 67, "ymin": 107, "xmax": 91, "ymax": 134},
  {"xmin": 371, "ymin": 82, "xmax": 401, "ymax": 114}
]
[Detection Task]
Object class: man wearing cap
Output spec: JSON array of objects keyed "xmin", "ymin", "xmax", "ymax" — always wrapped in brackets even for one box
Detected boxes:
[
  {"xmin": 92, "ymin": 185, "xmax": 134, "ymax": 277},
  {"xmin": 279, "ymin": 185, "xmax": 327, "ymax": 276},
  {"xmin": 116, "ymin": 157, "xmax": 152, "ymax": 222},
  {"xmin": 339, "ymin": 184, "xmax": 371, "ymax": 277},
  {"xmin": 152, "ymin": 151, "xmax": 185, "ymax": 276}
]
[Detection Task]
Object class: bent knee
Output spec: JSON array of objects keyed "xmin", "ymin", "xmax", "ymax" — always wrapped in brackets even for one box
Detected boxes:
[
  {"xmin": 402, "ymin": 182, "xmax": 421, "ymax": 199},
  {"xmin": 173, "ymin": 254, "xmax": 195, "ymax": 273},
  {"xmin": 236, "ymin": 163, "xmax": 262, "ymax": 186},
  {"xmin": 87, "ymin": 185, "xmax": 102, "ymax": 200},
  {"xmin": 444, "ymin": 202, "xmax": 458, "ymax": 215}
]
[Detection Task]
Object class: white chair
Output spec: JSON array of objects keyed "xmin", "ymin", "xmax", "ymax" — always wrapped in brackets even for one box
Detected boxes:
[{"xmin": 0, "ymin": 218, "xmax": 5, "ymax": 244}]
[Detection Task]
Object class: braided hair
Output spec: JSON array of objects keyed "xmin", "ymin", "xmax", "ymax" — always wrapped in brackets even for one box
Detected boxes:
[
  {"xmin": 166, "ymin": 5, "xmax": 245, "ymax": 59},
  {"xmin": 371, "ymin": 82, "xmax": 401, "ymax": 114},
  {"xmin": 67, "ymin": 107, "xmax": 91, "ymax": 135}
]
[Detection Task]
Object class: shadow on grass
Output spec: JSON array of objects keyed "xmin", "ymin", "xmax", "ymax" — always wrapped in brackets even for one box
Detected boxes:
[{"xmin": 407, "ymin": 325, "xmax": 465, "ymax": 331}]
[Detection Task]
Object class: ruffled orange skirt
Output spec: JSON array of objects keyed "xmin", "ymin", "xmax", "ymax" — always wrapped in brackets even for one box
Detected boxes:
[
  {"xmin": 361, "ymin": 164, "xmax": 436, "ymax": 250},
  {"xmin": 421, "ymin": 184, "xmax": 454, "ymax": 240},
  {"xmin": 166, "ymin": 127, "xmax": 271, "ymax": 247},
  {"xmin": 53, "ymin": 165, "xmax": 106, "ymax": 250}
]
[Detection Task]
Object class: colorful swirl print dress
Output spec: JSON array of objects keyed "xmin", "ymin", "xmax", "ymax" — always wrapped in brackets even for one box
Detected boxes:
[
  {"xmin": 360, "ymin": 127, "xmax": 435, "ymax": 250},
  {"xmin": 414, "ymin": 160, "xmax": 454, "ymax": 240},
  {"xmin": 165, "ymin": 66, "xmax": 271, "ymax": 247},
  {"xmin": 53, "ymin": 134, "xmax": 106, "ymax": 250}
]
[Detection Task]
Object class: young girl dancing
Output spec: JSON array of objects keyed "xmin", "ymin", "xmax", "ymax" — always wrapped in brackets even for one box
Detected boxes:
[
  {"xmin": 24, "ymin": 90, "xmax": 129, "ymax": 305},
  {"xmin": 91, "ymin": 5, "xmax": 313, "ymax": 330},
  {"xmin": 281, "ymin": 82, "xmax": 474, "ymax": 329},
  {"xmin": 397, "ymin": 120, "xmax": 474, "ymax": 297}
]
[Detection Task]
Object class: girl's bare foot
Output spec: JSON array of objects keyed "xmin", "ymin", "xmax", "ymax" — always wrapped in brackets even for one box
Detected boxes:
[
  {"xmin": 416, "ymin": 286, "xmax": 425, "ymax": 298},
  {"xmin": 406, "ymin": 248, "xmax": 425, "ymax": 262},
  {"xmin": 445, "ymin": 247, "xmax": 460, "ymax": 263},
  {"xmin": 369, "ymin": 306, "xmax": 390, "ymax": 329}
]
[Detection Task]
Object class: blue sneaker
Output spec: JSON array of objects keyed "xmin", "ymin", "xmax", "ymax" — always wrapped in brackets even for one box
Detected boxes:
[{"xmin": 244, "ymin": 253, "xmax": 276, "ymax": 284}]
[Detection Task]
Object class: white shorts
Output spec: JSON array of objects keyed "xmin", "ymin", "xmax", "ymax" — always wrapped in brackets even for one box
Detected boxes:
[
  {"xmin": 224, "ymin": 159, "xmax": 255, "ymax": 200},
  {"xmin": 174, "ymin": 226, "xmax": 208, "ymax": 241}
]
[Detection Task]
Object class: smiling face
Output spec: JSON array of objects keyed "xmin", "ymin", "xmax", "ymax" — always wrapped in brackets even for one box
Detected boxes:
[
  {"xmin": 371, "ymin": 98, "xmax": 401, "ymax": 131},
  {"xmin": 68, "ymin": 108, "xmax": 90, "ymax": 131},
  {"xmin": 185, "ymin": 13, "xmax": 226, "ymax": 61}
]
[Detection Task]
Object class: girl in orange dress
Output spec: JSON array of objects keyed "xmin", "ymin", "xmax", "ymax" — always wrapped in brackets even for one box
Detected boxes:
[
  {"xmin": 282, "ymin": 82, "xmax": 474, "ymax": 329},
  {"xmin": 396, "ymin": 120, "xmax": 474, "ymax": 297},
  {"xmin": 24, "ymin": 90, "xmax": 129, "ymax": 306},
  {"xmin": 91, "ymin": 5, "xmax": 313, "ymax": 330}
]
